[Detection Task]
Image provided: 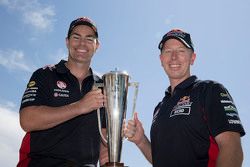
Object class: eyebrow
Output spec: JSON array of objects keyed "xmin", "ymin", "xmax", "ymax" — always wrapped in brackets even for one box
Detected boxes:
[
  {"xmin": 71, "ymin": 32, "xmax": 80, "ymax": 36},
  {"xmin": 163, "ymin": 46, "xmax": 186, "ymax": 49},
  {"xmin": 71, "ymin": 32, "xmax": 96, "ymax": 37}
]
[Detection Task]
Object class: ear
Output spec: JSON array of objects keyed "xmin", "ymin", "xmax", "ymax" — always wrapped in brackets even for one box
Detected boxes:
[
  {"xmin": 190, "ymin": 52, "xmax": 196, "ymax": 65},
  {"xmin": 159, "ymin": 54, "xmax": 164, "ymax": 67},
  {"xmin": 66, "ymin": 37, "xmax": 69, "ymax": 49},
  {"xmin": 94, "ymin": 40, "xmax": 100, "ymax": 52},
  {"xmin": 159, "ymin": 54, "xmax": 164, "ymax": 61}
]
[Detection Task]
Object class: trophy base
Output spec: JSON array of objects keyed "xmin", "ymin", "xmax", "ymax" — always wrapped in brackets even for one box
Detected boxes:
[{"xmin": 104, "ymin": 162, "xmax": 125, "ymax": 167}]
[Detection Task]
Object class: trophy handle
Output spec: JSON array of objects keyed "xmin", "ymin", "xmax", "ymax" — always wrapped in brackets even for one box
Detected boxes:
[
  {"xmin": 93, "ymin": 83, "xmax": 108, "ymax": 144},
  {"xmin": 97, "ymin": 108, "xmax": 107, "ymax": 144},
  {"xmin": 128, "ymin": 82, "xmax": 139, "ymax": 119}
]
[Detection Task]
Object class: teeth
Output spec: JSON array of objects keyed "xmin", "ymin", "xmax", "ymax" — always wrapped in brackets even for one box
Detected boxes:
[
  {"xmin": 170, "ymin": 64, "xmax": 180, "ymax": 68},
  {"xmin": 77, "ymin": 49, "xmax": 87, "ymax": 53}
]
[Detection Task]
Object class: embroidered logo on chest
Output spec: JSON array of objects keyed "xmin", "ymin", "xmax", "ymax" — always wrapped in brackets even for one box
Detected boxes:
[
  {"xmin": 53, "ymin": 80, "xmax": 70, "ymax": 98},
  {"xmin": 170, "ymin": 96, "xmax": 193, "ymax": 117},
  {"xmin": 57, "ymin": 81, "xmax": 67, "ymax": 89}
]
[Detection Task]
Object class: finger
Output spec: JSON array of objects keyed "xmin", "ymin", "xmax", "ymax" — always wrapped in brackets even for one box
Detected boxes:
[
  {"xmin": 96, "ymin": 88, "xmax": 102, "ymax": 94},
  {"xmin": 91, "ymin": 88, "xmax": 102, "ymax": 95},
  {"xmin": 127, "ymin": 120, "xmax": 136, "ymax": 128},
  {"xmin": 96, "ymin": 95, "xmax": 105, "ymax": 101},
  {"xmin": 125, "ymin": 129, "xmax": 135, "ymax": 138},
  {"xmin": 122, "ymin": 119, "xmax": 126, "ymax": 129},
  {"xmin": 134, "ymin": 112, "xmax": 141, "ymax": 126},
  {"xmin": 92, "ymin": 85, "xmax": 98, "ymax": 90},
  {"xmin": 134, "ymin": 112, "xmax": 138, "ymax": 121},
  {"xmin": 126, "ymin": 123, "xmax": 136, "ymax": 134},
  {"xmin": 124, "ymin": 124, "xmax": 135, "ymax": 136}
]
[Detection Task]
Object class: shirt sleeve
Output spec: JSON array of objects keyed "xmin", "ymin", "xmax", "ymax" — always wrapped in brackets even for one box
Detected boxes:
[
  {"xmin": 205, "ymin": 83, "xmax": 245, "ymax": 137},
  {"xmin": 20, "ymin": 69, "xmax": 50, "ymax": 110}
]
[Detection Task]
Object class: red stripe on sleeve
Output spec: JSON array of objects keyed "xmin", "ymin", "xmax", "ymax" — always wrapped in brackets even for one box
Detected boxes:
[
  {"xmin": 208, "ymin": 136, "xmax": 219, "ymax": 167},
  {"xmin": 17, "ymin": 132, "xmax": 31, "ymax": 167}
]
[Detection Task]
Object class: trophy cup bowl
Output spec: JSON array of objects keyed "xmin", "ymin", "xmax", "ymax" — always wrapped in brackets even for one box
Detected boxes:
[{"xmin": 96, "ymin": 70, "xmax": 139, "ymax": 167}]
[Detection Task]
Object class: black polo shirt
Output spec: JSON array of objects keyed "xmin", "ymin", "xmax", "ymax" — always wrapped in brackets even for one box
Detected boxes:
[
  {"xmin": 18, "ymin": 60, "xmax": 105, "ymax": 167},
  {"xmin": 150, "ymin": 76, "xmax": 245, "ymax": 167}
]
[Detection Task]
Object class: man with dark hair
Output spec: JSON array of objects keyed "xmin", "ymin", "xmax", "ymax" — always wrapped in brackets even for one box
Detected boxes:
[
  {"xmin": 17, "ymin": 17, "xmax": 108, "ymax": 167},
  {"xmin": 125, "ymin": 29, "xmax": 245, "ymax": 167}
]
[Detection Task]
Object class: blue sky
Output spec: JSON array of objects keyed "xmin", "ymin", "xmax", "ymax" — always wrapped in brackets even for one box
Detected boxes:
[{"xmin": 0, "ymin": 0, "xmax": 249, "ymax": 166}]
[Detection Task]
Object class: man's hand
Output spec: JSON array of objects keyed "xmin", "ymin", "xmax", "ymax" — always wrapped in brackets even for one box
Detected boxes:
[{"xmin": 124, "ymin": 112, "xmax": 145, "ymax": 145}]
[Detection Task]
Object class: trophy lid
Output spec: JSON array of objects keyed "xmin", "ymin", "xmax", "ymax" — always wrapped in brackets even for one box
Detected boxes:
[{"xmin": 103, "ymin": 68, "xmax": 129, "ymax": 78}]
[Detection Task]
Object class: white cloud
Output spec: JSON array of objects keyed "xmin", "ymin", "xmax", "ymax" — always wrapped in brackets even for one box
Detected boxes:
[
  {"xmin": 23, "ymin": 6, "xmax": 55, "ymax": 31},
  {"xmin": 0, "ymin": 0, "xmax": 55, "ymax": 31},
  {"xmin": 0, "ymin": 102, "xmax": 25, "ymax": 167},
  {"xmin": 0, "ymin": 49, "xmax": 35, "ymax": 72}
]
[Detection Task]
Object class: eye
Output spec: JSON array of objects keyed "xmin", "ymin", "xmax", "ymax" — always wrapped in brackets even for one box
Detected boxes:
[
  {"xmin": 85, "ymin": 36, "xmax": 95, "ymax": 42},
  {"xmin": 162, "ymin": 49, "xmax": 172, "ymax": 55},
  {"xmin": 72, "ymin": 35, "xmax": 80, "ymax": 40},
  {"xmin": 176, "ymin": 48, "xmax": 186, "ymax": 54}
]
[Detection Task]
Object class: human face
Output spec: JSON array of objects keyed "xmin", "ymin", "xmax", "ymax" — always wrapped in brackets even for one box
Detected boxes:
[
  {"xmin": 66, "ymin": 25, "xmax": 99, "ymax": 65},
  {"xmin": 160, "ymin": 39, "xmax": 196, "ymax": 84}
]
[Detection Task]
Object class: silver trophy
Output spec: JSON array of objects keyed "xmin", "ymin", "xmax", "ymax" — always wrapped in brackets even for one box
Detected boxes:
[{"xmin": 96, "ymin": 70, "xmax": 139, "ymax": 167}]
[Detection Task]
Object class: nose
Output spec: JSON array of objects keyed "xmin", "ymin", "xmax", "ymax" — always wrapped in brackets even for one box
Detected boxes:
[
  {"xmin": 170, "ymin": 51, "xmax": 177, "ymax": 60},
  {"xmin": 79, "ymin": 38, "xmax": 88, "ymax": 45}
]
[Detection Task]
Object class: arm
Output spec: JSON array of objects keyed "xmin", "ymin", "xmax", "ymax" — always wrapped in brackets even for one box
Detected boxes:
[
  {"xmin": 215, "ymin": 131, "xmax": 243, "ymax": 167},
  {"xmin": 125, "ymin": 112, "xmax": 152, "ymax": 164},
  {"xmin": 20, "ymin": 89, "xmax": 104, "ymax": 132},
  {"xmin": 204, "ymin": 83, "xmax": 245, "ymax": 167}
]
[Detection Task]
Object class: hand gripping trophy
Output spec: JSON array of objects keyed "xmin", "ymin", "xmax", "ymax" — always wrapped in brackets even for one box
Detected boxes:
[{"xmin": 95, "ymin": 69, "xmax": 139, "ymax": 167}]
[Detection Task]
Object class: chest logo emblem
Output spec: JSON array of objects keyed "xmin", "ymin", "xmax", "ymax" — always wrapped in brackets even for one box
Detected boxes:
[
  {"xmin": 57, "ymin": 81, "xmax": 67, "ymax": 89},
  {"xmin": 170, "ymin": 96, "xmax": 193, "ymax": 117}
]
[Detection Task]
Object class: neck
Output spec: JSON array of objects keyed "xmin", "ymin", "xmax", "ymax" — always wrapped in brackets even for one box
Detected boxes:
[
  {"xmin": 169, "ymin": 77, "xmax": 189, "ymax": 94},
  {"xmin": 65, "ymin": 61, "xmax": 90, "ymax": 82}
]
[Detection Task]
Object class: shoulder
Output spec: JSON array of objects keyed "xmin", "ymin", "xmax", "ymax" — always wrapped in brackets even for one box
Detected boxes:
[
  {"xmin": 191, "ymin": 79, "xmax": 230, "ymax": 102},
  {"xmin": 193, "ymin": 79, "xmax": 226, "ymax": 90},
  {"xmin": 29, "ymin": 64, "xmax": 58, "ymax": 83},
  {"xmin": 33, "ymin": 64, "xmax": 57, "ymax": 75}
]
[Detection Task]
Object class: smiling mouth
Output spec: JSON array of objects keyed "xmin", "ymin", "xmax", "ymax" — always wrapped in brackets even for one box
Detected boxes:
[
  {"xmin": 170, "ymin": 64, "xmax": 181, "ymax": 68},
  {"xmin": 77, "ymin": 49, "xmax": 87, "ymax": 53}
]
